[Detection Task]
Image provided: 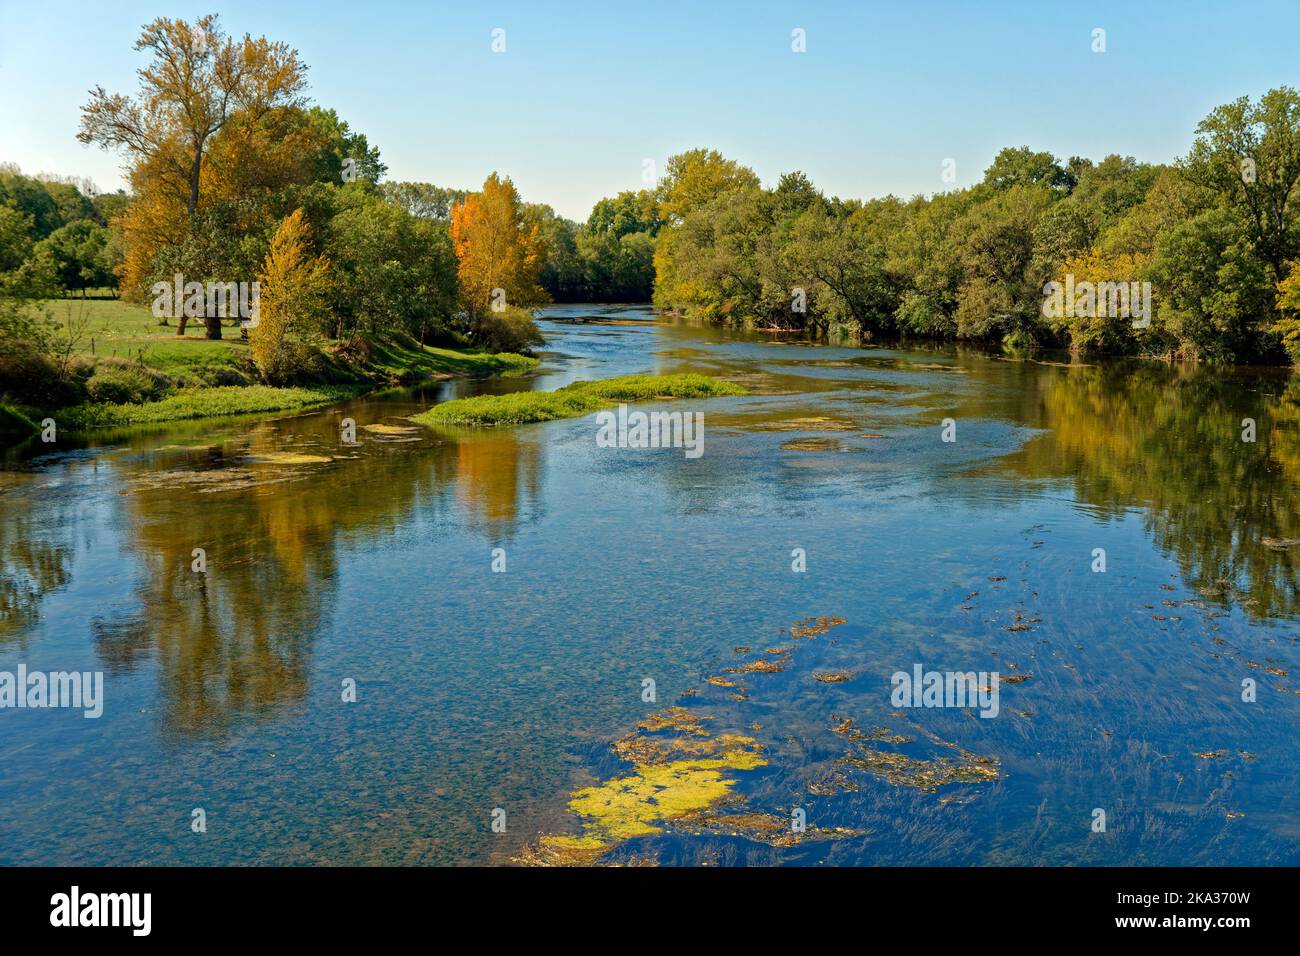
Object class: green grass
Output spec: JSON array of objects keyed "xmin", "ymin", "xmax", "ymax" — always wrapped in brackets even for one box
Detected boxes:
[
  {"xmin": 43, "ymin": 296, "xmax": 253, "ymax": 384},
  {"xmin": 363, "ymin": 333, "xmax": 538, "ymax": 380},
  {"xmin": 0, "ymin": 404, "xmax": 37, "ymax": 439},
  {"xmin": 24, "ymin": 296, "xmax": 539, "ymax": 434},
  {"xmin": 57, "ymin": 384, "xmax": 367, "ymax": 430},
  {"xmin": 413, "ymin": 373, "xmax": 747, "ymax": 427}
]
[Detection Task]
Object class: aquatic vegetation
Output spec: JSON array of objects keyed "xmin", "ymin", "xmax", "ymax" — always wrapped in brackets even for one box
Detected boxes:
[
  {"xmin": 516, "ymin": 708, "xmax": 767, "ymax": 864},
  {"xmin": 786, "ymin": 615, "xmax": 847, "ymax": 639},
  {"xmin": 814, "ymin": 671, "xmax": 853, "ymax": 683},
  {"xmin": 782, "ymin": 437, "xmax": 846, "ymax": 452},
  {"xmin": 725, "ymin": 656, "xmax": 789, "ymax": 675},
  {"xmin": 821, "ymin": 716, "xmax": 1001, "ymax": 794},
  {"xmin": 517, "ymin": 616, "xmax": 860, "ymax": 866},
  {"xmin": 414, "ymin": 373, "xmax": 746, "ymax": 427},
  {"xmin": 761, "ymin": 416, "xmax": 860, "ymax": 432}
]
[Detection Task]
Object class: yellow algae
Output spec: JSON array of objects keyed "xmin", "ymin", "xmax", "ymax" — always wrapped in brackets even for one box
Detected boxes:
[
  {"xmin": 725, "ymin": 657, "xmax": 788, "ymax": 675},
  {"xmin": 513, "ymin": 834, "xmax": 611, "ymax": 867},
  {"xmin": 361, "ymin": 423, "xmax": 420, "ymax": 435},
  {"xmin": 782, "ymin": 437, "xmax": 845, "ymax": 452},
  {"xmin": 704, "ymin": 675, "xmax": 739, "ymax": 688},
  {"xmin": 567, "ymin": 744, "xmax": 767, "ymax": 842},
  {"xmin": 786, "ymin": 615, "xmax": 846, "ymax": 639},
  {"xmin": 242, "ymin": 451, "xmax": 333, "ymax": 465}
]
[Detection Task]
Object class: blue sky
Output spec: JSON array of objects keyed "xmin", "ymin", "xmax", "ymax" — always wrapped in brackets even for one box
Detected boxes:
[{"xmin": 2, "ymin": 0, "xmax": 1298, "ymax": 220}]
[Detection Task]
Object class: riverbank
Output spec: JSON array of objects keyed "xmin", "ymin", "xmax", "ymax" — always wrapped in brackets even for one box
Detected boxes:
[{"xmin": 0, "ymin": 296, "xmax": 538, "ymax": 442}]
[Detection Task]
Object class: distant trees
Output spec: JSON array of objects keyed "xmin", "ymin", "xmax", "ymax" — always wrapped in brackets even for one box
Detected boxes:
[{"xmin": 649, "ymin": 87, "xmax": 1300, "ymax": 363}]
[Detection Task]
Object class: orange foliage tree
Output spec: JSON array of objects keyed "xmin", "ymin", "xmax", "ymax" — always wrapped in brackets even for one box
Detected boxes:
[{"xmin": 449, "ymin": 173, "xmax": 548, "ymax": 326}]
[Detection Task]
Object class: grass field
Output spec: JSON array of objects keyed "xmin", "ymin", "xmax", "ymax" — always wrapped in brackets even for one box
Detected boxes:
[
  {"xmin": 3, "ymin": 295, "xmax": 539, "ymax": 438},
  {"xmin": 42, "ymin": 295, "xmax": 537, "ymax": 384}
]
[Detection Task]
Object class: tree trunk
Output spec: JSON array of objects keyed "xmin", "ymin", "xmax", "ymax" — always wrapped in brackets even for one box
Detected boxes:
[
  {"xmin": 176, "ymin": 315, "xmax": 188, "ymax": 336},
  {"xmin": 188, "ymin": 144, "xmax": 203, "ymax": 217},
  {"xmin": 204, "ymin": 316, "xmax": 223, "ymax": 340}
]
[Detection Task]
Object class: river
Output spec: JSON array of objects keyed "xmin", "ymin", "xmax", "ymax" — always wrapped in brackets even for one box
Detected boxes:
[{"xmin": 2, "ymin": 303, "xmax": 1298, "ymax": 865}]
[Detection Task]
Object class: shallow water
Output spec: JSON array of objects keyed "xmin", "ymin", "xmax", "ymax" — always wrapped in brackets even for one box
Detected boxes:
[{"xmin": 2, "ymin": 304, "xmax": 1298, "ymax": 865}]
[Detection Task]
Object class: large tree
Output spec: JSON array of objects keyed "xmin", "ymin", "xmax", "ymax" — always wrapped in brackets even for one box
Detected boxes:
[
  {"xmin": 449, "ymin": 174, "xmax": 547, "ymax": 326},
  {"xmin": 1181, "ymin": 87, "xmax": 1300, "ymax": 284},
  {"xmin": 79, "ymin": 15, "xmax": 308, "ymax": 219}
]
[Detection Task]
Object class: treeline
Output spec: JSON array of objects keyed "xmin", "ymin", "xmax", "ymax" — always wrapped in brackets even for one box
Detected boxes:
[
  {"xmin": 0, "ymin": 168, "xmax": 127, "ymax": 297},
  {"xmin": 5, "ymin": 13, "xmax": 1298, "ymax": 386},
  {"xmin": 649, "ymin": 90, "xmax": 1300, "ymax": 364}
]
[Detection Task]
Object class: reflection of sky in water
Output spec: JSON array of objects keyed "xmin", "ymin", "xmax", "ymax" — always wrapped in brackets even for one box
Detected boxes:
[{"xmin": 1, "ymin": 305, "xmax": 1298, "ymax": 865}]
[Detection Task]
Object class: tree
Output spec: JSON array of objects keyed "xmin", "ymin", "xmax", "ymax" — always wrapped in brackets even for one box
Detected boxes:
[
  {"xmin": 251, "ymin": 209, "xmax": 330, "ymax": 383},
  {"xmin": 449, "ymin": 174, "xmax": 547, "ymax": 328},
  {"xmin": 79, "ymin": 15, "xmax": 308, "ymax": 219},
  {"xmin": 1151, "ymin": 208, "xmax": 1273, "ymax": 362},
  {"xmin": 325, "ymin": 189, "xmax": 458, "ymax": 342},
  {"xmin": 33, "ymin": 221, "xmax": 114, "ymax": 294},
  {"xmin": 79, "ymin": 15, "xmax": 310, "ymax": 335},
  {"xmin": 1182, "ymin": 87, "xmax": 1300, "ymax": 283},
  {"xmin": 983, "ymin": 146, "xmax": 1075, "ymax": 192},
  {"xmin": 1274, "ymin": 261, "xmax": 1300, "ymax": 362}
]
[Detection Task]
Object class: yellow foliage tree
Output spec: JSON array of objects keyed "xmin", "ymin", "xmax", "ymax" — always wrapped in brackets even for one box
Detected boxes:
[
  {"xmin": 252, "ymin": 209, "xmax": 330, "ymax": 384},
  {"xmin": 1274, "ymin": 262, "xmax": 1300, "ymax": 363},
  {"xmin": 449, "ymin": 173, "xmax": 548, "ymax": 324}
]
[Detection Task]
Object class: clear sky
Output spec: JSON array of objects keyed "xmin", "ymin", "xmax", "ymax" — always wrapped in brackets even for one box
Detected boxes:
[{"xmin": 2, "ymin": 0, "xmax": 1298, "ymax": 220}]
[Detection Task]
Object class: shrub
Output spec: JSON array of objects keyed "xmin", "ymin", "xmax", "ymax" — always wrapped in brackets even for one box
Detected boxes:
[
  {"xmin": 474, "ymin": 306, "xmax": 545, "ymax": 354},
  {"xmin": 0, "ymin": 350, "xmax": 86, "ymax": 408},
  {"xmin": 84, "ymin": 359, "xmax": 170, "ymax": 405}
]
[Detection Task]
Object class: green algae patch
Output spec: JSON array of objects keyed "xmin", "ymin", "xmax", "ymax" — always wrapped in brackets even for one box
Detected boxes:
[{"xmin": 413, "ymin": 373, "xmax": 746, "ymax": 428}]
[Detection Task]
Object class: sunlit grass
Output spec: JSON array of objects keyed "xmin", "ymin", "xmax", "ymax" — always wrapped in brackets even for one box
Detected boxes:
[
  {"xmin": 414, "ymin": 373, "xmax": 747, "ymax": 427},
  {"xmin": 57, "ymin": 385, "xmax": 367, "ymax": 430}
]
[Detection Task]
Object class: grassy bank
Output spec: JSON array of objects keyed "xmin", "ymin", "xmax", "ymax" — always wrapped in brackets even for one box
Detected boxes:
[
  {"xmin": 413, "ymin": 374, "xmax": 747, "ymax": 427},
  {"xmin": 4, "ymin": 296, "xmax": 538, "ymax": 436},
  {"xmin": 56, "ymin": 384, "xmax": 368, "ymax": 430}
]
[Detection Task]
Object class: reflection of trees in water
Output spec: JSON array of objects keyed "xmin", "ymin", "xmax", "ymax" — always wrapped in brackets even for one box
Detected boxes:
[
  {"xmin": 452, "ymin": 429, "xmax": 542, "ymax": 537},
  {"xmin": 999, "ymin": 363, "xmax": 1300, "ymax": 620},
  {"xmin": 0, "ymin": 473, "xmax": 76, "ymax": 645},
  {"xmin": 93, "ymin": 416, "xmax": 542, "ymax": 735}
]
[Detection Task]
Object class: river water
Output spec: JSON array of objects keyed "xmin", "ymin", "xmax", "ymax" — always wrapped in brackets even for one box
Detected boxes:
[{"xmin": 2, "ymin": 303, "xmax": 1298, "ymax": 865}]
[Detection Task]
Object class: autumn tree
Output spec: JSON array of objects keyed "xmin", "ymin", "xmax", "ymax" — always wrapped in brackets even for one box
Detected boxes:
[
  {"xmin": 251, "ymin": 208, "xmax": 329, "ymax": 383},
  {"xmin": 1275, "ymin": 262, "xmax": 1300, "ymax": 362},
  {"xmin": 79, "ymin": 15, "xmax": 307, "ymax": 219},
  {"xmin": 78, "ymin": 15, "xmax": 309, "ymax": 336},
  {"xmin": 449, "ymin": 173, "xmax": 547, "ymax": 327}
]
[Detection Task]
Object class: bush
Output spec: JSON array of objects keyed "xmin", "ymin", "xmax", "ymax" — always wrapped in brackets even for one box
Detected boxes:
[
  {"xmin": 474, "ymin": 307, "xmax": 545, "ymax": 354},
  {"xmin": 0, "ymin": 350, "xmax": 86, "ymax": 408},
  {"xmin": 84, "ymin": 359, "xmax": 170, "ymax": 405}
]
